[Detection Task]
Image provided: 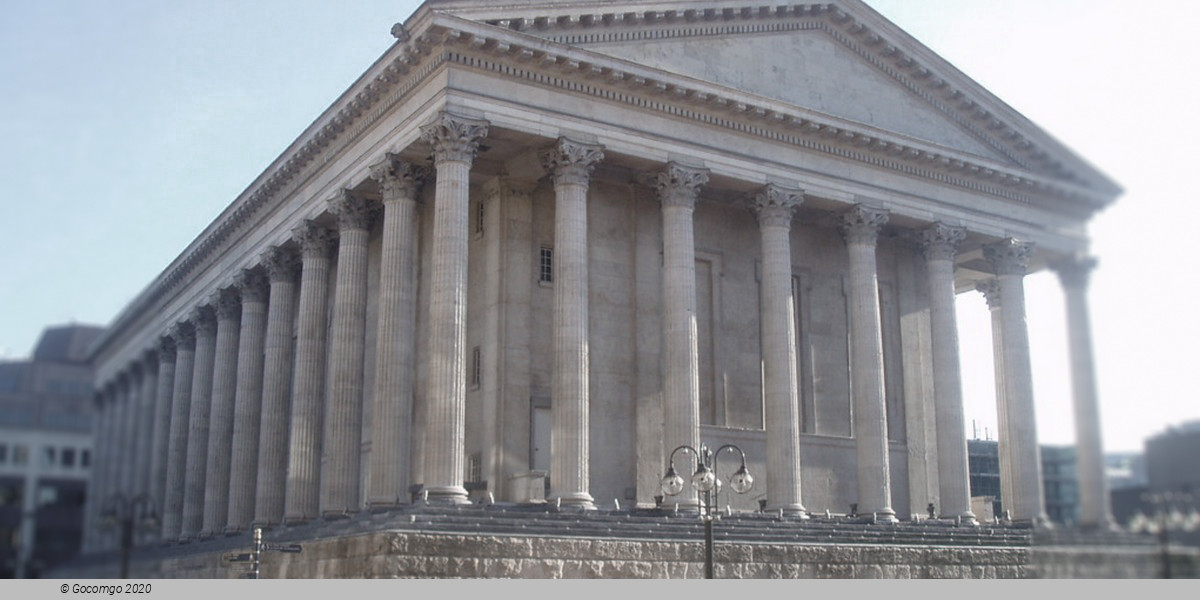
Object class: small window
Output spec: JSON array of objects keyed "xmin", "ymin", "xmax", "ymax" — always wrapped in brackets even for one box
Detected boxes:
[
  {"xmin": 539, "ymin": 246, "xmax": 553, "ymax": 284},
  {"xmin": 470, "ymin": 346, "xmax": 482, "ymax": 388},
  {"xmin": 0, "ymin": 444, "xmax": 7, "ymax": 464},
  {"xmin": 81, "ymin": 449, "xmax": 91, "ymax": 469},
  {"xmin": 13, "ymin": 445, "xmax": 29, "ymax": 466},
  {"xmin": 62, "ymin": 448, "xmax": 76, "ymax": 468},
  {"xmin": 41, "ymin": 446, "xmax": 55, "ymax": 467}
]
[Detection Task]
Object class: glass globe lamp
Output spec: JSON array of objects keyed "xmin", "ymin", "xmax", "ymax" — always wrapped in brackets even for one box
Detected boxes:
[
  {"xmin": 692, "ymin": 464, "xmax": 716, "ymax": 492},
  {"xmin": 661, "ymin": 466, "xmax": 685, "ymax": 497},
  {"xmin": 730, "ymin": 464, "xmax": 754, "ymax": 494}
]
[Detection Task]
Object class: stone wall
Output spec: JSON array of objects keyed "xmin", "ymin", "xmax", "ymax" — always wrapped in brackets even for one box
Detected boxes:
[{"xmin": 59, "ymin": 530, "xmax": 1193, "ymax": 579}]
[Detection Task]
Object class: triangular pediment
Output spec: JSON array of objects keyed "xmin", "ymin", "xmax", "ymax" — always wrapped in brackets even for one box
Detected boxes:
[
  {"xmin": 415, "ymin": 0, "xmax": 1121, "ymax": 200},
  {"xmin": 586, "ymin": 28, "xmax": 1013, "ymax": 164}
]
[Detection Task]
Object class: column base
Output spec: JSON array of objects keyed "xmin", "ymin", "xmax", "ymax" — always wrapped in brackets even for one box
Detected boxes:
[
  {"xmin": 864, "ymin": 507, "xmax": 899, "ymax": 524},
  {"xmin": 549, "ymin": 492, "xmax": 596, "ymax": 510},
  {"xmin": 953, "ymin": 510, "xmax": 980, "ymax": 526},
  {"xmin": 766, "ymin": 504, "xmax": 810, "ymax": 518},
  {"xmin": 422, "ymin": 485, "xmax": 471, "ymax": 504}
]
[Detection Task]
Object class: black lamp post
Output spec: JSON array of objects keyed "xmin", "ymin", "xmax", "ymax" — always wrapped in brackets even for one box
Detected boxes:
[
  {"xmin": 660, "ymin": 444, "xmax": 754, "ymax": 579},
  {"xmin": 100, "ymin": 493, "xmax": 159, "ymax": 579}
]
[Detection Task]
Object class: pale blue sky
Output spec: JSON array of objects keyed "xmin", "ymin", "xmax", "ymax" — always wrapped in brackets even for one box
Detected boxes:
[{"xmin": 1, "ymin": 1, "xmax": 1195, "ymax": 453}]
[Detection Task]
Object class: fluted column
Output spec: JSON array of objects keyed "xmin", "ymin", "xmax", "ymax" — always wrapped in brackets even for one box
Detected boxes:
[
  {"xmin": 919, "ymin": 223, "xmax": 977, "ymax": 524},
  {"xmin": 255, "ymin": 246, "xmax": 299, "ymax": 527},
  {"xmin": 322, "ymin": 190, "xmax": 376, "ymax": 517},
  {"xmin": 752, "ymin": 184, "xmax": 807, "ymax": 516},
  {"xmin": 85, "ymin": 387, "xmax": 115, "ymax": 551},
  {"xmin": 162, "ymin": 322, "xmax": 196, "ymax": 541},
  {"xmin": 418, "ymin": 111, "xmax": 488, "ymax": 503},
  {"xmin": 648, "ymin": 162, "xmax": 708, "ymax": 509},
  {"xmin": 983, "ymin": 239, "xmax": 1048, "ymax": 525},
  {"xmin": 976, "ymin": 280, "xmax": 1015, "ymax": 510},
  {"xmin": 1053, "ymin": 256, "xmax": 1114, "ymax": 528},
  {"xmin": 226, "ymin": 269, "xmax": 268, "ymax": 533},
  {"xmin": 285, "ymin": 221, "xmax": 335, "ymax": 522},
  {"xmin": 135, "ymin": 351, "xmax": 159, "ymax": 500},
  {"xmin": 114, "ymin": 373, "xmax": 136, "ymax": 502},
  {"xmin": 182, "ymin": 305, "xmax": 217, "ymax": 540},
  {"xmin": 367, "ymin": 155, "xmax": 428, "ymax": 508},
  {"xmin": 540, "ymin": 137, "xmax": 604, "ymax": 509},
  {"xmin": 838, "ymin": 204, "xmax": 897, "ymax": 523},
  {"xmin": 200, "ymin": 289, "xmax": 241, "ymax": 537},
  {"xmin": 148, "ymin": 336, "xmax": 176, "ymax": 539}
]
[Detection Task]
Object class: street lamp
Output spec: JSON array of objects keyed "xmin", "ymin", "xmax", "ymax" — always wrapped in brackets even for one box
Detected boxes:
[
  {"xmin": 100, "ymin": 493, "xmax": 159, "ymax": 579},
  {"xmin": 1128, "ymin": 491, "xmax": 1199, "ymax": 579},
  {"xmin": 661, "ymin": 444, "xmax": 754, "ymax": 579}
]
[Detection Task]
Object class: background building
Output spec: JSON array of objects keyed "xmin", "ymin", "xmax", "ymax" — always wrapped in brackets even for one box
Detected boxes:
[{"xmin": 0, "ymin": 324, "xmax": 101, "ymax": 578}]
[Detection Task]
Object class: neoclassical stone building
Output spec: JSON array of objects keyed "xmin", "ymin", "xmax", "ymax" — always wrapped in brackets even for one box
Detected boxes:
[{"xmin": 83, "ymin": 0, "xmax": 1120, "ymax": 555}]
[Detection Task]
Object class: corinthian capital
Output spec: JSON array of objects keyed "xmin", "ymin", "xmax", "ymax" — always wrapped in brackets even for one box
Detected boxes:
[
  {"xmin": 919, "ymin": 223, "xmax": 967, "ymax": 261},
  {"xmin": 263, "ymin": 245, "xmax": 300, "ymax": 283},
  {"xmin": 1051, "ymin": 254, "xmax": 1097, "ymax": 290},
  {"xmin": 647, "ymin": 162, "xmax": 709, "ymax": 209},
  {"xmin": 540, "ymin": 137, "xmax": 605, "ymax": 187},
  {"xmin": 370, "ymin": 153, "xmax": 429, "ymax": 203},
  {"xmin": 975, "ymin": 279, "xmax": 1002, "ymax": 310},
  {"xmin": 329, "ymin": 189, "xmax": 377, "ymax": 232},
  {"xmin": 192, "ymin": 304, "xmax": 218, "ymax": 336},
  {"xmin": 158, "ymin": 335, "xmax": 177, "ymax": 363},
  {"xmin": 234, "ymin": 268, "xmax": 269, "ymax": 304},
  {"xmin": 983, "ymin": 238, "xmax": 1033, "ymax": 276},
  {"xmin": 215, "ymin": 287, "xmax": 241, "ymax": 321},
  {"xmin": 293, "ymin": 220, "xmax": 335, "ymax": 259},
  {"xmin": 419, "ymin": 112, "xmax": 489, "ymax": 164},
  {"xmin": 838, "ymin": 204, "xmax": 890, "ymax": 246},
  {"xmin": 751, "ymin": 184, "xmax": 804, "ymax": 229},
  {"xmin": 170, "ymin": 321, "xmax": 196, "ymax": 350}
]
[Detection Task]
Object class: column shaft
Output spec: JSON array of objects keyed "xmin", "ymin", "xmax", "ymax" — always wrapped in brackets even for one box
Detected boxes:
[
  {"xmin": 148, "ymin": 338, "xmax": 176, "ymax": 541},
  {"xmin": 754, "ymin": 185, "xmax": 806, "ymax": 515},
  {"xmin": 322, "ymin": 191, "xmax": 374, "ymax": 516},
  {"xmin": 117, "ymin": 373, "xmax": 139, "ymax": 498},
  {"xmin": 254, "ymin": 247, "xmax": 299, "ymax": 526},
  {"xmin": 227, "ymin": 270, "xmax": 268, "ymax": 533},
  {"xmin": 542, "ymin": 137, "xmax": 603, "ymax": 508},
  {"xmin": 162, "ymin": 323, "xmax": 196, "ymax": 541},
  {"xmin": 367, "ymin": 157, "xmax": 426, "ymax": 508},
  {"xmin": 984, "ymin": 239, "xmax": 1047, "ymax": 524},
  {"xmin": 135, "ymin": 355, "xmax": 158, "ymax": 499},
  {"xmin": 1055, "ymin": 257, "xmax": 1114, "ymax": 527},
  {"xmin": 182, "ymin": 306, "xmax": 217, "ymax": 540},
  {"xmin": 202, "ymin": 290, "xmax": 241, "ymax": 536},
  {"xmin": 649, "ymin": 163, "xmax": 708, "ymax": 509},
  {"xmin": 419, "ymin": 112, "xmax": 488, "ymax": 503},
  {"xmin": 285, "ymin": 222, "xmax": 334, "ymax": 522},
  {"xmin": 839, "ymin": 205, "xmax": 897, "ymax": 522},
  {"xmin": 920, "ymin": 224, "xmax": 976, "ymax": 523}
]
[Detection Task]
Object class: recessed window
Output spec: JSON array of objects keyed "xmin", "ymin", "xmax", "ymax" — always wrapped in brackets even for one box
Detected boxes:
[
  {"xmin": 41, "ymin": 446, "xmax": 55, "ymax": 467},
  {"xmin": 62, "ymin": 448, "xmax": 76, "ymax": 468},
  {"xmin": 539, "ymin": 246, "xmax": 553, "ymax": 284},
  {"xmin": 81, "ymin": 449, "xmax": 91, "ymax": 469},
  {"xmin": 13, "ymin": 445, "xmax": 28, "ymax": 466},
  {"xmin": 0, "ymin": 444, "xmax": 7, "ymax": 464},
  {"xmin": 470, "ymin": 346, "xmax": 482, "ymax": 389}
]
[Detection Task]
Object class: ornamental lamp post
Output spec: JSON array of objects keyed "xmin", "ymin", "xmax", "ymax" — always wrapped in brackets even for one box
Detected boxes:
[
  {"xmin": 100, "ymin": 493, "xmax": 159, "ymax": 579},
  {"xmin": 661, "ymin": 444, "xmax": 754, "ymax": 579}
]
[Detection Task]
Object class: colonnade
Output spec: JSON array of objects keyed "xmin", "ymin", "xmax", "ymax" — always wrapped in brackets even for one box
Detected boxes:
[{"xmin": 83, "ymin": 111, "xmax": 1113, "ymax": 552}]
